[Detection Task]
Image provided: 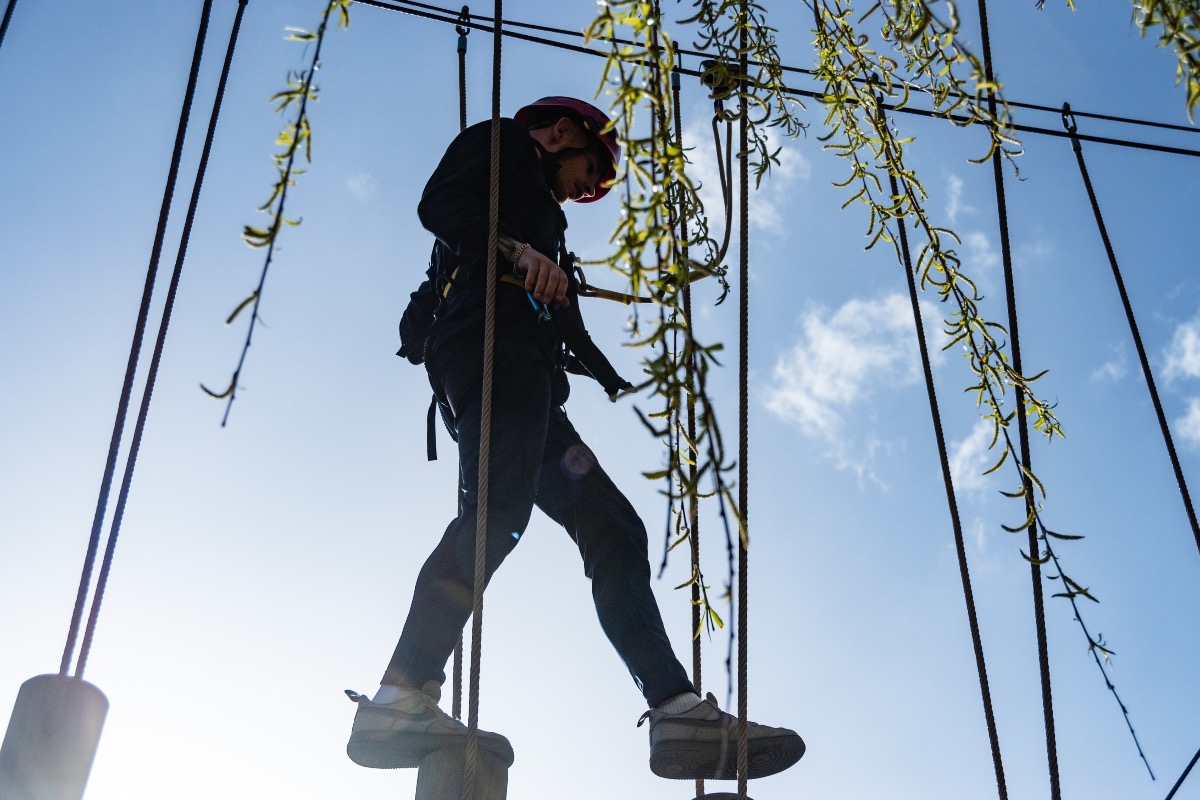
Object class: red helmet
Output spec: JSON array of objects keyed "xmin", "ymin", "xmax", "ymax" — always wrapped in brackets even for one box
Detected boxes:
[{"xmin": 515, "ymin": 96, "xmax": 621, "ymax": 203}]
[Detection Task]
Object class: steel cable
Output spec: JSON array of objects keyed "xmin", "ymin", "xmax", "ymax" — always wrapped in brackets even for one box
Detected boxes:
[
  {"xmin": 463, "ymin": 0, "xmax": 503, "ymax": 795},
  {"xmin": 736, "ymin": 11, "xmax": 749, "ymax": 799},
  {"xmin": 1062, "ymin": 103, "xmax": 1200, "ymax": 562},
  {"xmin": 877, "ymin": 83, "xmax": 1010, "ymax": 799},
  {"xmin": 0, "ymin": 0, "xmax": 17, "ymax": 54},
  {"xmin": 76, "ymin": 0, "xmax": 249, "ymax": 678},
  {"xmin": 59, "ymin": 0, "xmax": 215, "ymax": 679},
  {"xmin": 976, "ymin": 2, "xmax": 1062, "ymax": 798},
  {"xmin": 452, "ymin": 4, "xmax": 470, "ymax": 725}
]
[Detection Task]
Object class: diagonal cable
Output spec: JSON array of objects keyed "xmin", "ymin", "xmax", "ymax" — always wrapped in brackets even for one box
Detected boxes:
[
  {"xmin": 59, "ymin": 0, "xmax": 215, "ymax": 678},
  {"xmin": 1061, "ymin": 103, "xmax": 1200, "ymax": 561}
]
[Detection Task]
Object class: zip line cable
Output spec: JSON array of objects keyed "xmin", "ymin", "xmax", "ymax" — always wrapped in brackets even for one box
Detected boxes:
[
  {"xmin": 59, "ymin": 0, "xmax": 215, "ymax": 679},
  {"xmin": 976, "ymin": 2, "xmax": 1062, "ymax": 798},
  {"xmin": 1062, "ymin": 101, "xmax": 1200, "ymax": 563},
  {"xmin": 353, "ymin": 0, "xmax": 1200, "ymax": 157}
]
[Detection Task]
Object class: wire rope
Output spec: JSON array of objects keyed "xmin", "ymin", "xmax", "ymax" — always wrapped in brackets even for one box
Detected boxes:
[
  {"xmin": 75, "ymin": 0, "xmax": 248, "ymax": 678},
  {"xmin": 451, "ymin": 3, "xmax": 470, "ymax": 726},
  {"xmin": 58, "ymin": 0, "xmax": 215, "ymax": 679},
  {"xmin": 352, "ymin": 0, "xmax": 1200, "ymax": 156},
  {"xmin": 671, "ymin": 61, "xmax": 708, "ymax": 800},
  {"xmin": 976, "ymin": 2, "xmax": 1061, "ymax": 798},
  {"xmin": 1165, "ymin": 743, "xmax": 1200, "ymax": 800},
  {"xmin": 875, "ymin": 82, "xmax": 1010, "ymax": 800},
  {"xmin": 735, "ymin": 10, "xmax": 750, "ymax": 798},
  {"xmin": 0, "ymin": 0, "xmax": 17, "ymax": 54},
  {"xmin": 1062, "ymin": 103, "xmax": 1200, "ymax": 562},
  {"xmin": 464, "ymin": 0, "xmax": 502, "ymax": 795}
]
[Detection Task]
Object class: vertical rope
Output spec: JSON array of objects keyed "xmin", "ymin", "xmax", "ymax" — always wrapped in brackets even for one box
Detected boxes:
[
  {"xmin": 878, "ymin": 89, "xmax": 1009, "ymax": 799},
  {"xmin": 671, "ymin": 63, "xmax": 706, "ymax": 800},
  {"xmin": 452, "ymin": 3, "xmax": 471, "ymax": 726},
  {"xmin": 736, "ymin": 9, "xmax": 750, "ymax": 799},
  {"xmin": 1061, "ymin": 104, "xmax": 1200, "ymax": 560},
  {"xmin": 975, "ymin": 2, "xmax": 1061, "ymax": 797},
  {"xmin": 75, "ymin": 0, "xmax": 247, "ymax": 678},
  {"xmin": 464, "ymin": 1, "xmax": 501, "ymax": 796},
  {"xmin": 59, "ymin": 0, "xmax": 214, "ymax": 679}
]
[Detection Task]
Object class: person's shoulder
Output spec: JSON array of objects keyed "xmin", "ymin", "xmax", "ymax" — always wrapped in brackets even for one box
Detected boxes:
[{"xmin": 454, "ymin": 117, "xmax": 530, "ymax": 143}]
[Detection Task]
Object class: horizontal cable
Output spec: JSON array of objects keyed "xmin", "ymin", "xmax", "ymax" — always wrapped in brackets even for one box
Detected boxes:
[{"xmin": 355, "ymin": 0, "xmax": 1200, "ymax": 158}]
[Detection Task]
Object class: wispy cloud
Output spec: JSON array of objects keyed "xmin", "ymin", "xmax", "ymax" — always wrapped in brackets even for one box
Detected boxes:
[
  {"xmin": 945, "ymin": 174, "xmax": 974, "ymax": 226},
  {"xmin": 764, "ymin": 293, "xmax": 937, "ymax": 479},
  {"xmin": 962, "ymin": 231, "xmax": 1000, "ymax": 276},
  {"xmin": 683, "ymin": 117, "xmax": 810, "ymax": 237},
  {"xmin": 949, "ymin": 420, "xmax": 994, "ymax": 494},
  {"xmin": 345, "ymin": 173, "xmax": 377, "ymax": 200},
  {"xmin": 1176, "ymin": 398, "xmax": 1200, "ymax": 446},
  {"xmin": 1090, "ymin": 344, "xmax": 1128, "ymax": 385},
  {"xmin": 1164, "ymin": 315, "xmax": 1200, "ymax": 382}
]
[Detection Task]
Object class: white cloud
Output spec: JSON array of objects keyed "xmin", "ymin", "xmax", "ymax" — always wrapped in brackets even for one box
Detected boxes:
[
  {"xmin": 962, "ymin": 231, "xmax": 1000, "ymax": 275},
  {"xmin": 1164, "ymin": 316, "xmax": 1200, "ymax": 382},
  {"xmin": 764, "ymin": 293, "xmax": 939, "ymax": 478},
  {"xmin": 949, "ymin": 420, "xmax": 994, "ymax": 495},
  {"xmin": 1177, "ymin": 398, "xmax": 1200, "ymax": 446},
  {"xmin": 682, "ymin": 118, "xmax": 810, "ymax": 238},
  {"xmin": 1090, "ymin": 344, "xmax": 1128, "ymax": 385},
  {"xmin": 945, "ymin": 175, "xmax": 974, "ymax": 225},
  {"xmin": 345, "ymin": 173, "xmax": 377, "ymax": 200},
  {"xmin": 970, "ymin": 517, "xmax": 988, "ymax": 555}
]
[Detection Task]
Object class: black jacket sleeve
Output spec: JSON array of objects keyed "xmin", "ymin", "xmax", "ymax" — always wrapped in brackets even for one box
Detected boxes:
[
  {"xmin": 554, "ymin": 281, "xmax": 634, "ymax": 398},
  {"xmin": 416, "ymin": 119, "xmax": 532, "ymax": 271}
]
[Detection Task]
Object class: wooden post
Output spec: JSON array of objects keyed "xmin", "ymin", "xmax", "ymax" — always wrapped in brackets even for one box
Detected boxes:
[
  {"xmin": 0, "ymin": 675, "xmax": 108, "ymax": 800},
  {"xmin": 414, "ymin": 747, "xmax": 508, "ymax": 800}
]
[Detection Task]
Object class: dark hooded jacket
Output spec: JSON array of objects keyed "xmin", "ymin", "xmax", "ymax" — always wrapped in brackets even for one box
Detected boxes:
[{"xmin": 399, "ymin": 118, "xmax": 631, "ymax": 398}]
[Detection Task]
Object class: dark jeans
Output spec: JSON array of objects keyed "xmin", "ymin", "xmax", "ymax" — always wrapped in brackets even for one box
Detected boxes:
[{"xmin": 387, "ymin": 336, "xmax": 694, "ymax": 707}]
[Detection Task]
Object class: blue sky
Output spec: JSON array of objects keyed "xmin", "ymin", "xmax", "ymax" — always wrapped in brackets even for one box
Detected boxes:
[{"xmin": 2, "ymin": 2, "xmax": 1199, "ymax": 799}]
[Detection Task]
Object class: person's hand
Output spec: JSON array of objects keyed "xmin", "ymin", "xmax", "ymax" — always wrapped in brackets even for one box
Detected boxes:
[{"xmin": 515, "ymin": 246, "xmax": 570, "ymax": 306}]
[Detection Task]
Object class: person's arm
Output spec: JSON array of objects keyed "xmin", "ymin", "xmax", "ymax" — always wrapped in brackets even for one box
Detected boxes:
[
  {"xmin": 417, "ymin": 120, "xmax": 527, "ymax": 268},
  {"xmin": 500, "ymin": 234, "xmax": 569, "ymax": 307},
  {"xmin": 554, "ymin": 285, "xmax": 634, "ymax": 400},
  {"xmin": 417, "ymin": 120, "xmax": 568, "ymax": 306}
]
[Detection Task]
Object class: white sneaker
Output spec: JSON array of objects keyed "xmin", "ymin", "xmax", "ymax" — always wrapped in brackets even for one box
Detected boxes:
[
  {"xmin": 345, "ymin": 682, "xmax": 515, "ymax": 769},
  {"xmin": 638, "ymin": 693, "xmax": 804, "ymax": 780}
]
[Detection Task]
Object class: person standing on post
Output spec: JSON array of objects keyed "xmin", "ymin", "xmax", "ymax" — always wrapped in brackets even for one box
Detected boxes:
[{"xmin": 346, "ymin": 96, "xmax": 805, "ymax": 782}]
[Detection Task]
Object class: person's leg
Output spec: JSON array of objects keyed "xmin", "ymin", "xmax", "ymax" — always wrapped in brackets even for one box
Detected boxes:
[
  {"xmin": 533, "ymin": 406, "xmax": 694, "ymax": 707},
  {"xmin": 534, "ymin": 406, "xmax": 806, "ymax": 781},
  {"xmin": 385, "ymin": 343, "xmax": 552, "ymax": 689}
]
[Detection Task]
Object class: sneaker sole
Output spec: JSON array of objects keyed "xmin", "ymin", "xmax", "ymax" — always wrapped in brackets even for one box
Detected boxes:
[
  {"xmin": 649, "ymin": 732, "xmax": 805, "ymax": 780},
  {"xmin": 347, "ymin": 731, "xmax": 515, "ymax": 770}
]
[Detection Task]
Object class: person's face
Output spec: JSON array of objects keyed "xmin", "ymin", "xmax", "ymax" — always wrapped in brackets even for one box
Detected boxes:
[
  {"xmin": 540, "ymin": 117, "xmax": 606, "ymax": 204},
  {"xmin": 551, "ymin": 147, "xmax": 603, "ymax": 204}
]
